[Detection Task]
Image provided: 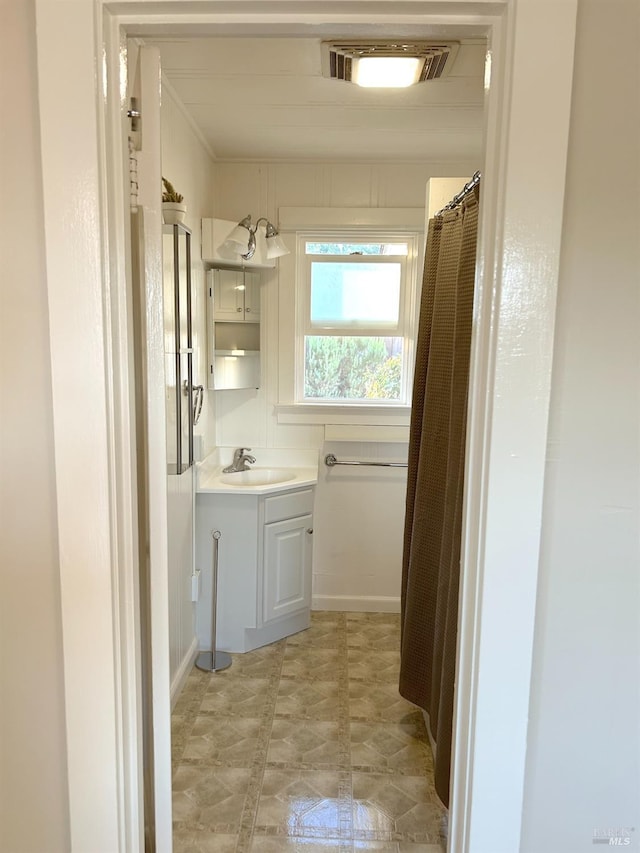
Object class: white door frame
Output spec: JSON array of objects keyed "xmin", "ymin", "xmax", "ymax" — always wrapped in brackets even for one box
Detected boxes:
[{"xmin": 34, "ymin": 1, "xmax": 577, "ymax": 851}]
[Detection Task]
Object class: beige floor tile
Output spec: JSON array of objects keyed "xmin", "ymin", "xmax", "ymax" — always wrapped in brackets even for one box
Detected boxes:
[
  {"xmin": 351, "ymin": 774, "xmax": 443, "ymax": 842},
  {"xmin": 347, "ymin": 649, "xmax": 401, "ymax": 683},
  {"xmin": 311, "ymin": 611, "xmax": 344, "ymax": 624},
  {"xmin": 255, "ymin": 768, "xmax": 346, "ymax": 837},
  {"xmin": 267, "ymin": 719, "xmax": 347, "ymax": 768},
  {"xmin": 200, "ymin": 678, "xmax": 272, "ymax": 717},
  {"xmin": 172, "ymin": 765, "xmax": 251, "ymax": 831},
  {"xmin": 172, "ymin": 714, "xmax": 194, "ymax": 761},
  {"xmin": 350, "ymin": 721, "xmax": 433, "ymax": 775},
  {"xmin": 173, "ymin": 830, "xmax": 238, "ymax": 852},
  {"xmin": 345, "ymin": 621, "xmax": 401, "ymax": 651},
  {"xmin": 275, "ymin": 679, "xmax": 343, "ymax": 720},
  {"xmin": 224, "ymin": 643, "xmax": 285, "ymax": 677},
  {"xmin": 345, "ymin": 612, "xmax": 401, "ymax": 625},
  {"xmin": 172, "ymin": 613, "xmax": 446, "ymax": 851},
  {"xmin": 352, "ymin": 843, "xmax": 443, "ymax": 852},
  {"xmin": 281, "ymin": 647, "xmax": 345, "ymax": 681},
  {"xmin": 250, "ymin": 837, "xmax": 348, "ymax": 851},
  {"xmin": 287, "ymin": 621, "xmax": 344, "ymax": 649},
  {"xmin": 174, "ymin": 690, "xmax": 207, "ymax": 717},
  {"xmin": 182, "ymin": 717, "xmax": 262, "ymax": 765},
  {"xmin": 348, "ymin": 683, "xmax": 422, "ymax": 724}
]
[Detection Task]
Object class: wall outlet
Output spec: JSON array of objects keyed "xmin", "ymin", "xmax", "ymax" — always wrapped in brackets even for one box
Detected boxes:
[{"xmin": 191, "ymin": 570, "xmax": 201, "ymax": 602}]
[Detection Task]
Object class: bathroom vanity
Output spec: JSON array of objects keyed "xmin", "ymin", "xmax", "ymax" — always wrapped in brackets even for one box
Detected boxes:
[{"xmin": 195, "ymin": 462, "xmax": 317, "ymax": 653}]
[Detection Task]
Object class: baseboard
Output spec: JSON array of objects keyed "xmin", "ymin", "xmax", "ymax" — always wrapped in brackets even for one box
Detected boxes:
[
  {"xmin": 170, "ymin": 636, "xmax": 198, "ymax": 709},
  {"xmin": 311, "ymin": 594, "xmax": 401, "ymax": 613}
]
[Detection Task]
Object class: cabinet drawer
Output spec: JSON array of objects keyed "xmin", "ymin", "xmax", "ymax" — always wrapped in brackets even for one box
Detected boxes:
[{"xmin": 264, "ymin": 489, "xmax": 314, "ymax": 524}]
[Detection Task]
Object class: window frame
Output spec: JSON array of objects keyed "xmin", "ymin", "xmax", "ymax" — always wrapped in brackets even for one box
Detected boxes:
[{"xmin": 295, "ymin": 229, "xmax": 421, "ymax": 407}]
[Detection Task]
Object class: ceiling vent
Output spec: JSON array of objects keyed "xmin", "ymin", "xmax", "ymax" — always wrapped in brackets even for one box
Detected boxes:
[{"xmin": 321, "ymin": 40, "xmax": 460, "ymax": 84}]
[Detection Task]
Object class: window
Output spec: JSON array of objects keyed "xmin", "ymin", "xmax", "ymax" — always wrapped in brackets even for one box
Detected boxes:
[{"xmin": 296, "ymin": 234, "xmax": 419, "ymax": 405}]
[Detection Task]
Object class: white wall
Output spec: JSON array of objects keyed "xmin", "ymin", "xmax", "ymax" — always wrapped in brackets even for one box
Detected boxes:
[
  {"xmin": 0, "ymin": 0, "xmax": 70, "ymax": 849},
  {"xmin": 160, "ymin": 79, "xmax": 217, "ymax": 692},
  {"xmin": 212, "ymin": 159, "xmax": 477, "ymax": 451},
  {"xmin": 212, "ymin": 159, "xmax": 477, "ymax": 609},
  {"xmin": 521, "ymin": 0, "xmax": 640, "ymax": 849},
  {"xmin": 10, "ymin": 1, "xmax": 637, "ymax": 847}
]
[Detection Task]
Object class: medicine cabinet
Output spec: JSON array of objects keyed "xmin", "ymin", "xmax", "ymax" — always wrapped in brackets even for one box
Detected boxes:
[{"xmin": 206, "ymin": 268, "xmax": 261, "ymax": 391}]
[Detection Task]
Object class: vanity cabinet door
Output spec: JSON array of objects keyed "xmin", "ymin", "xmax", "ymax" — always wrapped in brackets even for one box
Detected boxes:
[{"xmin": 263, "ymin": 514, "xmax": 312, "ymax": 624}]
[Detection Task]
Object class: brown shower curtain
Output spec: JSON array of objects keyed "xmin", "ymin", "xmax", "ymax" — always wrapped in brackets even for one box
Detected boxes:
[{"xmin": 400, "ymin": 186, "xmax": 479, "ymax": 809}]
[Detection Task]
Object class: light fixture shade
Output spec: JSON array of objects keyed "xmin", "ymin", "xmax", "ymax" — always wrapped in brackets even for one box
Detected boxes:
[
  {"xmin": 265, "ymin": 232, "xmax": 289, "ymax": 259},
  {"xmin": 218, "ymin": 215, "xmax": 253, "ymax": 255},
  {"xmin": 226, "ymin": 223, "xmax": 250, "ymax": 246},
  {"xmin": 353, "ymin": 56, "xmax": 423, "ymax": 88},
  {"xmin": 220, "ymin": 224, "xmax": 249, "ymax": 254}
]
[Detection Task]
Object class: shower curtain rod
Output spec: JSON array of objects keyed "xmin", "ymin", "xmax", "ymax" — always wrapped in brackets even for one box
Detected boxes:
[{"xmin": 435, "ymin": 170, "xmax": 482, "ymax": 217}]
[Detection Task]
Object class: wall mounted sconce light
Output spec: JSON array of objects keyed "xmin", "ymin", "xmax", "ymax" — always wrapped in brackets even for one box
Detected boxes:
[{"xmin": 221, "ymin": 215, "xmax": 289, "ymax": 261}]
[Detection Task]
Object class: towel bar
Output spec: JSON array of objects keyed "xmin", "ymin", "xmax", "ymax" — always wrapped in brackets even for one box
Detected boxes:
[{"xmin": 324, "ymin": 453, "xmax": 408, "ymax": 469}]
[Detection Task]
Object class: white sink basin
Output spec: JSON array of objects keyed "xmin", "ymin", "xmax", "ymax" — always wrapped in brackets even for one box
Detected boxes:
[{"xmin": 219, "ymin": 467, "xmax": 296, "ymax": 487}]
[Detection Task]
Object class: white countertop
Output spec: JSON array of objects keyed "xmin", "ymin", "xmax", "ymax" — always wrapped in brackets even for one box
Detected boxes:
[
  {"xmin": 196, "ymin": 448, "xmax": 319, "ymax": 495},
  {"xmin": 197, "ymin": 464, "xmax": 318, "ymax": 495}
]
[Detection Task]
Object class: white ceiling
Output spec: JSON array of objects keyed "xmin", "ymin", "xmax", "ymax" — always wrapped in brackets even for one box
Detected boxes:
[{"xmin": 152, "ymin": 37, "xmax": 486, "ymax": 163}]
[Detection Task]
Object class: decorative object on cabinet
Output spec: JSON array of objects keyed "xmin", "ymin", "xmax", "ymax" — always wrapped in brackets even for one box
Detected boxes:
[
  {"xmin": 201, "ymin": 218, "xmax": 284, "ymax": 268},
  {"xmin": 206, "ymin": 269, "xmax": 261, "ymax": 391},
  {"xmin": 161, "ymin": 176, "xmax": 186, "ymax": 224}
]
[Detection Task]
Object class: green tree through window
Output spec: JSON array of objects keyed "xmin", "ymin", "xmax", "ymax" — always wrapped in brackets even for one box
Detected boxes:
[{"xmin": 304, "ymin": 336, "xmax": 402, "ymax": 400}]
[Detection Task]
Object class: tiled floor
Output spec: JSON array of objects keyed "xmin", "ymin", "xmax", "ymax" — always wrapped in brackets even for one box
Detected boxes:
[{"xmin": 172, "ymin": 611, "xmax": 445, "ymax": 853}]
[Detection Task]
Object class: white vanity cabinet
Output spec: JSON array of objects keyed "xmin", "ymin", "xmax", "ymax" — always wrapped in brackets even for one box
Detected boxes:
[{"xmin": 195, "ymin": 486, "xmax": 314, "ymax": 653}]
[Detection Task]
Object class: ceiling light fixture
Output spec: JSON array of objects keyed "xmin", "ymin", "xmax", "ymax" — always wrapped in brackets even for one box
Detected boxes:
[
  {"xmin": 322, "ymin": 40, "xmax": 459, "ymax": 87},
  {"xmin": 352, "ymin": 56, "xmax": 422, "ymax": 88},
  {"xmin": 220, "ymin": 215, "xmax": 289, "ymax": 261}
]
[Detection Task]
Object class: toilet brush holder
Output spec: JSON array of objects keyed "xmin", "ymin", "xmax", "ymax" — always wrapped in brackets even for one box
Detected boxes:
[{"xmin": 196, "ymin": 530, "xmax": 232, "ymax": 673}]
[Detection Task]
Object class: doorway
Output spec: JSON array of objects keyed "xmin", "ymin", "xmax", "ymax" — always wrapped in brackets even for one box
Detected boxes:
[
  {"xmin": 33, "ymin": 3, "xmax": 578, "ymax": 851},
  {"xmin": 138, "ymin": 30, "xmax": 483, "ymax": 852}
]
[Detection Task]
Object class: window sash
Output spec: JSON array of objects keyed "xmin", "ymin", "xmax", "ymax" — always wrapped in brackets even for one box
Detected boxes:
[
  {"xmin": 295, "ymin": 230, "xmax": 419, "ymax": 406},
  {"xmin": 303, "ymin": 334, "xmax": 405, "ymax": 403},
  {"xmin": 302, "ymin": 252, "xmax": 408, "ymax": 334}
]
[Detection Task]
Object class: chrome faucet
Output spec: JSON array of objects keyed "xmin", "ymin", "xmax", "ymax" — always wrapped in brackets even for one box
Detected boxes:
[{"xmin": 223, "ymin": 447, "xmax": 256, "ymax": 473}]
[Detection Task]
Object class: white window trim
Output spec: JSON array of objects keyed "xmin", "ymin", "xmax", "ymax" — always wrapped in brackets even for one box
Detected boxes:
[
  {"xmin": 276, "ymin": 207, "xmax": 424, "ymax": 425},
  {"xmin": 296, "ymin": 231, "xmax": 418, "ymax": 406}
]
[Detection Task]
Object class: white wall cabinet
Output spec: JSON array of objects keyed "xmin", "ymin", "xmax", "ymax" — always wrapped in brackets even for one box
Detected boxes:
[
  {"xmin": 195, "ymin": 486, "xmax": 314, "ymax": 652},
  {"xmin": 212, "ymin": 268, "xmax": 260, "ymax": 323},
  {"xmin": 206, "ymin": 269, "xmax": 261, "ymax": 391}
]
